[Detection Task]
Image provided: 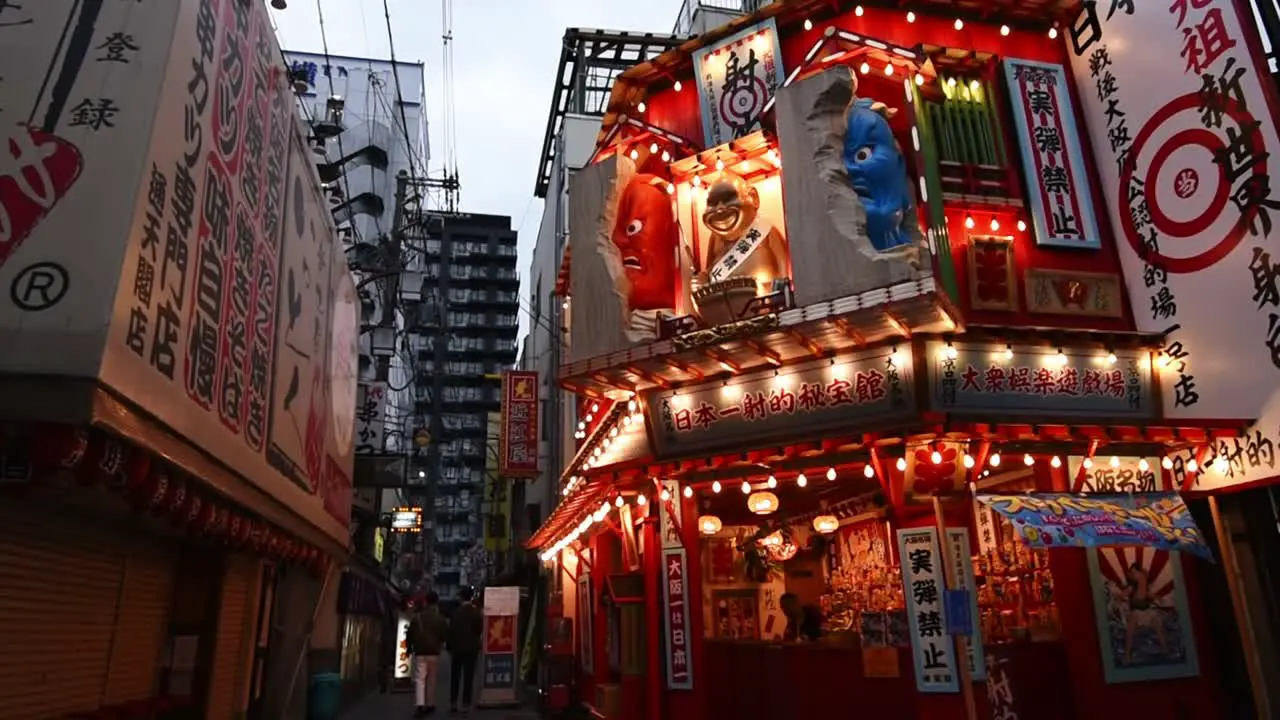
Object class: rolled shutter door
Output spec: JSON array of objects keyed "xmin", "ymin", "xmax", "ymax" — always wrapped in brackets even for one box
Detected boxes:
[
  {"xmin": 206, "ymin": 555, "xmax": 259, "ymax": 719},
  {"xmin": 101, "ymin": 544, "xmax": 177, "ymax": 704}
]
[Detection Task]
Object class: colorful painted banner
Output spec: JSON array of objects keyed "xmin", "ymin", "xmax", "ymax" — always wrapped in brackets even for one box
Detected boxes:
[
  {"xmin": 977, "ymin": 492, "xmax": 1213, "ymax": 560},
  {"xmin": 897, "ymin": 528, "xmax": 959, "ymax": 694},
  {"xmin": 499, "ymin": 371, "xmax": 539, "ymax": 477},
  {"xmin": 661, "ymin": 547, "xmax": 693, "ymax": 690},
  {"xmin": 1001, "ymin": 58, "xmax": 1102, "ymax": 249},
  {"xmin": 1066, "ymin": 2, "xmax": 1280, "ymax": 435},
  {"xmin": 692, "ymin": 18, "xmax": 785, "ymax": 148},
  {"xmin": 927, "ymin": 341, "xmax": 1154, "ymax": 418},
  {"xmin": 645, "ymin": 348, "xmax": 916, "ymax": 459}
]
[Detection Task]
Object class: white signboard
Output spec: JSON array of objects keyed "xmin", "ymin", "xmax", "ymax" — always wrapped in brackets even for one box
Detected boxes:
[
  {"xmin": 658, "ymin": 478, "xmax": 684, "ymax": 550},
  {"xmin": 76, "ymin": 0, "xmax": 357, "ymax": 541},
  {"xmin": 692, "ymin": 18, "xmax": 785, "ymax": 148},
  {"xmin": 1002, "ymin": 58, "xmax": 1102, "ymax": 249},
  {"xmin": 972, "ymin": 495, "xmax": 998, "ymax": 557},
  {"xmin": 944, "ymin": 528, "xmax": 986, "ymax": 681},
  {"xmin": 897, "ymin": 527, "xmax": 958, "ymax": 693},
  {"xmin": 1067, "ymin": 456, "xmax": 1162, "ymax": 493},
  {"xmin": 1067, "ymin": 2, "xmax": 1280, "ymax": 442},
  {"xmin": 355, "ymin": 381, "xmax": 388, "ymax": 454}
]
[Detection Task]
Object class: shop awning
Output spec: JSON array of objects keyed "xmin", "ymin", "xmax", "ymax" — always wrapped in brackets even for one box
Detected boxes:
[{"xmin": 526, "ymin": 476, "xmax": 618, "ymax": 551}]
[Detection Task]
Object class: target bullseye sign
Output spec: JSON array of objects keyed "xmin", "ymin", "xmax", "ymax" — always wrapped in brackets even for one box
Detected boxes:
[
  {"xmin": 719, "ymin": 75, "xmax": 769, "ymax": 129},
  {"xmin": 693, "ymin": 18, "xmax": 785, "ymax": 148},
  {"xmin": 1117, "ymin": 92, "xmax": 1265, "ymax": 274}
]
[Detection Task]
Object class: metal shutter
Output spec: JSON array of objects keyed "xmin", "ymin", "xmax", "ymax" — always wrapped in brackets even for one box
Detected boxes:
[
  {"xmin": 101, "ymin": 545, "xmax": 177, "ymax": 704},
  {"xmin": 206, "ymin": 555, "xmax": 259, "ymax": 720},
  {"xmin": 0, "ymin": 506, "xmax": 125, "ymax": 720}
]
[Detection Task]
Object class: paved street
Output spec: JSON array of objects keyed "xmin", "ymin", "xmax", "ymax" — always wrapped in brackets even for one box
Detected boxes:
[{"xmin": 340, "ymin": 652, "xmax": 537, "ymax": 720}]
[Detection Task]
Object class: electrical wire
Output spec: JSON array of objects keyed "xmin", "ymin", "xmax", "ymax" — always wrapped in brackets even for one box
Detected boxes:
[
  {"xmin": 381, "ymin": 0, "xmax": 421, "ymax": 183},
  {"xmin": 313, "ymin": 0, "xmax": 365, "ymax": 246}
]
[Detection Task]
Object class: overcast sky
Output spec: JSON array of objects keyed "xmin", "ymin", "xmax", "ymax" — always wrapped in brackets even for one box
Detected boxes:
[{"xmin": 272, "ymin": 0, "xmax": 685, "ymax": 341}]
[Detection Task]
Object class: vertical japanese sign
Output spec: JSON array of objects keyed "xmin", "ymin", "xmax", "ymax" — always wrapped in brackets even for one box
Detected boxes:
[
  {"xmin": 985, "ymin": 645, "xmax": 1022, "ymax": 720},
  {"xmin": 661, "ymin": 547, "xmax": 693, "ymax": 690},
  {"xmin": 577, "ymin": 569, "xmax": 594, "ymax": 674},
  {"xmin": 1067, "ymin": 0, "xmax": 1280, "ymax": 476},
  {"xmin": 1002, "ymin": 58, "xmax": 1102, "ymax": 249},
  {"xmin": 93, "ymin": 0, "xmax": 356, "ymax": 539},
  {"xmin": 897, "ymin": 527, "xmax": 958, "ymax": 693},
  {"xmin": 972, "ymin": 495, "xmax": 998, "ymax": 557},
  {"xmin": 354, "ymin": 382, "xmax": 387, "ymax": 455},
  {"xmin": 480, "ymin": 586, "xmax": 520, "ymax": 706},
  {"xmin": 0, "ymin": 0, "xmax": 180, "ymax": 377},
  {"xmin": 658, "ymin": 478, "xmax": 684, "ymax": 550},
  {"xmin": 944, "ymin": 528, "xmax": 986, "ymax": 681},
  {"xmin": 499, "ymin": 370, "xmax": 539, "ymax": 477},
  {"xmin": 692, "ymin": 18, "xmax": 785, "ymax": 148}
]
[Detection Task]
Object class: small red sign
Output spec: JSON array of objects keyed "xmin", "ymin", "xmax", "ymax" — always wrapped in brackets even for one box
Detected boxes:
[
  {"xmin": 484, "ymin": 615, "xmax": 515, "ymax": 654},
  {"xmin": 500, "ymin": 371, "xmax": 539, "ymax": 477},
  {"xmin": 662, "ymin": 548, "xmax": 693, "ymax": 689}
]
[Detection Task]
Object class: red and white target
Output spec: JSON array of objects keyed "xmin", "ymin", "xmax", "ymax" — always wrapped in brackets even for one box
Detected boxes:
[
  {"xmin": 1119, "ymin": 92, "xmax": 1265, "ymax": 274},
  {"xmin": 718, "ymin": 75, "xmax": 769, "ymax": 130}
]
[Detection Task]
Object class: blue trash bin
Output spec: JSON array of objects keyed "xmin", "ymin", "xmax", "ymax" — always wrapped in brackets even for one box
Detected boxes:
[{"xmin": 307, "ymin": 672, "xmax": 343, "ymax": 720}]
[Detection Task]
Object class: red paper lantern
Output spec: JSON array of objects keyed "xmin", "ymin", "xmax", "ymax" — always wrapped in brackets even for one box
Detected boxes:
[
  {"xmin": 235, "ymin": 515, "xmax": 254, "ymax": 548},
  {"xmin": 248, "ymin": 521, "xmax": 267, "ymax": 553},
  {"xmin": 197, "ymin": 501, "xmax": 221, "ymax": 536},
  {"xmin": 225, "ymin": 513, "xmax": 245, "ymax": 548},
  {"xmin": 131, "ymin": 467, "xmax": 171, "ymax": 513},
  {"xmin": 162, "ymin": 476, "xmax": 188, "ymax": 519},
  {"xmin": 76, "ymin": 433, "xmax": 126, "ymax": 486},
  {"xmin": 30, "ymin": 424, "xmax": 89, "ymax": 474},
  {"xmin": 173, "ymin": 490, "xmax": 203, "ymax": 529},
  {"xmin": 113, "ymin": 448, "xmax": 151, "ymax": 496}
]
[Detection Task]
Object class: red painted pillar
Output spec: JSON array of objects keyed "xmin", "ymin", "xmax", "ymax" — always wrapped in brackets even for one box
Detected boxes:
[{"xmin": 643, "ymin": 517, "xmax": 663, "ymax": 720}]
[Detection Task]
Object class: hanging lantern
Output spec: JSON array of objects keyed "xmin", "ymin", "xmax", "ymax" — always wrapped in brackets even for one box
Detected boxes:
[
  {"xmin": 164, "ymin": 478, "xmax": 189, "ymax": 521},
  {"xmin": 118, "ymin": 451, "xmax": 153, "ymax": 499},
  {"xmin": 812, "ymin": 515, "xmax": 839, "ymax": 534},
  {"xmin": 769, "ymin": 541, "xmax": 799, "ymax": 562},
  {"xmin": 178, "ymin": 492, "xmax": 204, "ymax": 530},
  {"xmin": 759, "ymin": 530, "xmax": 784, "ymax": 547},
  {"xmin": 697, "ymin": 515, "xmax": 723, "ymax": 535},
  {"xmin": 78, "ymin": 433, "xmax": 126, "ymax": 486},
  {"xmin": 226, "ymin": 513, "xmax": 246, "ymax": 548},
  {"xmin": 132, "ymin": 467, "xmax": 171, "ymax": 513},
  {"xmin": 30, "ymin": 424, "xmax": 89, "ymax": 474},
  {"xmin": 747, "ymin": 491, "xmax": 779, "ymax": 515}
]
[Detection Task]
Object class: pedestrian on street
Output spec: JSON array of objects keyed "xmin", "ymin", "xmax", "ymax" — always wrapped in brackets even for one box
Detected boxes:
[
  {"xmin": 407, "ymin": 592, "xmax": 448, "ymax": 717},
  {"xmin": 447, "ymin": 586, "xmax": 484, "ymax": 716}
]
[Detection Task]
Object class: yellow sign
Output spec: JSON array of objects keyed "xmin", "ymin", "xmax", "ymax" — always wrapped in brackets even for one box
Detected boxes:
[{"xmin": 373, "ymin": 528, "xmax": 385, "ymax": 563}]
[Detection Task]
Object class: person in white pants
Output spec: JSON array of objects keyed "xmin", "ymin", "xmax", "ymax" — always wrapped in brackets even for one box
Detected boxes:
[{"xmin": 406, "ymin": 592, "xmax": 448, "ymax": 717}]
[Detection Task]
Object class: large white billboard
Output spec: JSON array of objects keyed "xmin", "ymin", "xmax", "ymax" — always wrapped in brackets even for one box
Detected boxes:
[
  {"xmin": 1067, "ymin": 1, "xmax": 1280, "ymax": 491},
  {"xmin": 0, "ymin": 0, "xmax": 357, "ymax": 542}
]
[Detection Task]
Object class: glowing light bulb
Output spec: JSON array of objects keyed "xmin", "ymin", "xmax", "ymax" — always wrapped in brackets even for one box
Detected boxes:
[
  {"xmin": 637, "ymin": 101, "xmax": 647, "ymax": 112},
  {"xmin": 964, "ymin": 214, "xmax": 976, "ymax": 229},
  {"xmin": 666, "ymin": 183, "xmax": 675, "ymax": 195},
  {"xmin": 1024, "ymin": 454, "xmax": 1035, "ymax": 466},
  {"xmin": 629, "ymin": 149, "xmax": 638, "ymax": 160},
  {"xmin": 1048, "ymin": 27, "xmax": 1058, "ymax": 39},
  {"xmin": 803, "ymin": 18, "xmax": 813, "ymax": 31},
  {"xmin": 1002, "ymin": 345, "xmax": 1014, "ymax": 361},
  {"xmin": 931, "ymin": 450, "xmax": 943, "ymax": 464},
  {"xmin": 1110, "ymin": 456, "xmax": 1121, "ymax": 468},
  {"xmin": 954, "ymin": 18, "xmax": 964, "ymax": 30},
  {"xmin": 715, "ymin": 159, "xmax": 725, "ymax": 171},
  {"xmin": 970, "ymin": 79, "xmax": 980, "ymax": 93},
  {"xmin": 673, "ymin": 80, "xmax": 682, "ymax": 92},
  {"xmin": 1083, "ymin": 457, "xmax": 1093, "ymax": 469},
  {"xmin": 884, "ymin": 64, "xmax": 894, "ymax": 76},
  {"xmin": 906, "ymin": 11, "xmax": 916, "ymax": 22},
  {"xmin": 1050, "ymin": 456, "xmax": 1062, "ymax": 468},
  {"xmin": 796, "ymin": 473, "xmax": 808, "ymax": 488},
  {"xmin": 989, "ymin": 217, "xmax": 1000, "ymax": 231},
  {"xmin": 1187, "ymin": 458, "xmax": 1199, "ymax": 473},
  {"xmin": 896, "ymin": 457, "xmax": 907, "ymax": 472},
  {"xmin": 1106, "ymin": 352, "xmax": 1117, "ymax": 366},
  {"xmin": 990, "ymin": 453, "xmax": 1001, "ymax": 467},
  {"xmin": 636, "ymin": 494, "xmax": 647, "ymax": 506},
  {"xmin": 649, "ymin": 142, "xmax": 659, "ymax": 154},
  {"xmin": 1055, "ymin": 349, "xmax": 1068, "ymax": 367},
  {"xmin": 683, "ymin": 485, "xmax": 693, "ymax": 498},
  {"xmin": 585, "ymin": 414, "xmax": 594, "ymax": 423},
  {"xmin": 860, "ymin": 62, "xmax": 871, "ymax": 74},
  {"xmin": 1214, "ymin": 456, "xmax": 1229, "ymax": 474},
  {"xmin": 946, "ymin": 344, "xmax": 958, "ymax": 360},
  {"xmin": 855, "ymin": 5, "xmax": 864, "ymax": 16},
  {"xmin": 962, "ymin": 454, "xmax": 975, "ymax": 469},
  {"xmin": 1162, "ymin": 457, "xmax": 1174, "ymax": 470},
  {"xmin": 1017, "ymin": 219, "xmax": 1027, "ymax": 232},
  {"xmin": 628, "ymin": 399, "xmax": 638, "ymax": 412},
  {"xmin": 914, "ymin": 73, "xmax": 925, "ymax": 86},
  {"xmin": 1000, "ymin": 24, "xmax": 1010, "ymax": 36},
  {"xmin": 591, "ymin": 403, "xmax": 599, "ymax": 413},
  {"xmin": 661, "ymin": 150, "xmax": 671, "ymax": 162},
  {"xmin": 712, "ymin": 480, "xmax": 722, "ymax": 494},
  {"xmin": 615, "ymin": 496, "xmax": 624, "ymax": 507},
  {"xmin": 767, "ymin": 474, "xmax": 778, "ymax": 489},
  {"xmin": 1138, "ymin": 458, "xmax": 1150, "ymax": 472},
  {"xmin": 827, "ymin": 467, "xmax": 837, "ymax": 481},
  {"xmin": 741, "ymin": 481, "xmax": 752, "ymax": 494},
  {"xmin": 660, "ymin": 488, "xmax": 671, "ymax": 502},
  {"xmin": 864, "ymin": 464, "xmax": 875, "ymax": 479}
]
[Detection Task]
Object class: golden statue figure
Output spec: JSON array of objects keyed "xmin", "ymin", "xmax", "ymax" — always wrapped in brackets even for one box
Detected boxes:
[{"xmin": 693, "ymin": 171, "xmax": 790, "ymax": 325}]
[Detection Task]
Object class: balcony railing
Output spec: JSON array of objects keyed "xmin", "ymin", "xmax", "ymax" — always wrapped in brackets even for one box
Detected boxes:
[{"xmin": 672, "ymin": 0, "xmax": 770, "ymax": 36}]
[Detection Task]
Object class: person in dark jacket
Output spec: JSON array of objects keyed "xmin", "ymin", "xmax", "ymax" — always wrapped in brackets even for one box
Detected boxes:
[
  {"xmin": 407, "ymin": 592, "xmax": 448, "ymax": 717},
  {"xmin": 447, "ymin": 586, "xmax": 485, "ymax": 715}
]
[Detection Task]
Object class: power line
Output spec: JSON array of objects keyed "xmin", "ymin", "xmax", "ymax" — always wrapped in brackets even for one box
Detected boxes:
[
  {"xmin": 313, "ymin": 0, "xmax": 365, "ymax": 244},
  {"xmin": 381, "ymin": 0, "xmax": 420, "ymax": 183}
]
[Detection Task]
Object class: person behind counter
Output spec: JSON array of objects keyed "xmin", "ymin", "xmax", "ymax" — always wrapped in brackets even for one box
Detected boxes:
[{"xmin": 781, "ymin": 593, "xmax": 824, "ymax": 642}]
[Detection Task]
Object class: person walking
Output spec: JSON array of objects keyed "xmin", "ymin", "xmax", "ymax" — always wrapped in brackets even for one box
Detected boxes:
[
  {"xmin": 446, "ymin": 587, "xmax": 484, "ymax": 717},
  {"xmin": 406, "ymin": 592, "xmax": 448, "ymax": 717}
]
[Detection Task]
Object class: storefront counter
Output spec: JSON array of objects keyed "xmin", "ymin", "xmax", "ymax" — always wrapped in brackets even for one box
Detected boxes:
[{"xmin": 701, "ymin": 639, "xmax": 1074, "ymax": 720}]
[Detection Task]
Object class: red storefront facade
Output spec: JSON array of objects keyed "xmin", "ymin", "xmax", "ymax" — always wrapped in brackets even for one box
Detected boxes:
[{"xmin": 529, "ymin": 1, "xmax": 1279, "ymax": 718}]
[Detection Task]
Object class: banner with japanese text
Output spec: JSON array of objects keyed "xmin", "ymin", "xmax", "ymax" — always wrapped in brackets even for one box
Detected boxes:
[
  {"xmin": 692, "ymin": 18, "xmax": 785, "ymax": 148},
  {"xmin": 897, "ymin": 528, "xmax": 958, "ymax": 693},
  {"xmin": 662, "ymin": 548, "xmax": 693, "ymax": 690},
  {"xmin": 1066, "ymin": 1, "xmax": 1280, "ymax": 476},
  {"xmin": 499, "ymin": 370, "xmax": 538, "ymax": 477},
  {"xmin": 977, "ymin": 492, "xmax": 1213, "ymax": 560}
]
